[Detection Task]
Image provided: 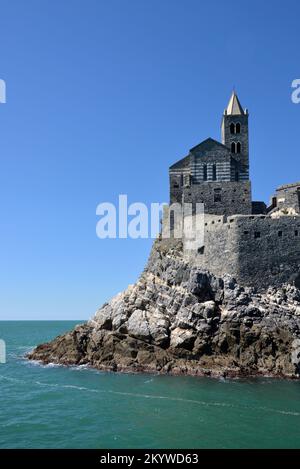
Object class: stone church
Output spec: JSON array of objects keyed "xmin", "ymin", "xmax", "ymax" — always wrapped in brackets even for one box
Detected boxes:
[{"xmin": 167, "ymin": 92, "xmax": 300, "ymax": 289}]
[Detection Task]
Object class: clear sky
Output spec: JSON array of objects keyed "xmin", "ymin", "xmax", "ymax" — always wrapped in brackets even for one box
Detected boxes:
[{"xmin": 1, "ymin": 0, "xmax": 300, "ymax": 319}]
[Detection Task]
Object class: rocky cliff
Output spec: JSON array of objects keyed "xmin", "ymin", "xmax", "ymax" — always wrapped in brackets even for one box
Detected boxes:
[{"xmin": 28, "ymin": 238, "xmax": 300, "ymax": 378}]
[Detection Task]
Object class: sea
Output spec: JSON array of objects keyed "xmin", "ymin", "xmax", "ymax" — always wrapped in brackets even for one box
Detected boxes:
[{"xmin": 1, "ymin": 320, "xmax": 300, "ymax": 449}]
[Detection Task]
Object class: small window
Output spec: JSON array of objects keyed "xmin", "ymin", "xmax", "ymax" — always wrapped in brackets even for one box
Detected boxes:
[
  {"xmin": 295, "ymin": 230, "xmax": 299, "ymax": 237},
  {"xmin": 230, "ymin": 123, "xmax": 235, "ymax": 134},
  {"xmin": 278, "ymin": 231, "xmax": 283, "ymax": 237},
  {"xmin": 236, "ymin": 123, "xmax": 241, "ymax": 134},
  {"xmin": 214, "ymin": 188, "xmax": 222, "ymax": 203},
  {"xmin": 212, "ymin": 164, "xmax": 217, "ymax": 181},
  {"xmin": 244, "ymin": 231, "xmax": 249, "ymax": 235},
  {"xmin": 197, "ymin": 246, "xmax": 205, "ymax": 254},
  {"xmin": 231, "ymin": 142, "xmax": 236, "ymax": 153},
  {"xmin": 173, "ymin": 183, "xmax": 179, "ymax": 188},
  {"xmin": 235, "ymin": 171, "xmax": 239, "ymax": 182},
  {"xmin": 203, "ymin": 164, "xmax": 207, "ymax": 181},
  {"xmin": 236, "ymin": 142, "xmax": 241, "ymax": 153},
  {"xmin": 183, "ymin": 174, "xmax": 191, "ymax": 187},
  {"xmin": 254, "ymin": 231, "xmax": 261, "ymax": 239}
]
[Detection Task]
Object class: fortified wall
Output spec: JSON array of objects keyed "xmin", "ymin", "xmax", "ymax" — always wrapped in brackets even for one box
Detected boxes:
[
  {"xmin": 166, "ymin": 92, "xmax": 300, "ymax": 290},
  {"xmin": 180, "ymin": 181, "xmax": 252, "ymax": 217},
  {"xmin": 181, "ymin": 213, "xmax": 300, "ymax": 290}
]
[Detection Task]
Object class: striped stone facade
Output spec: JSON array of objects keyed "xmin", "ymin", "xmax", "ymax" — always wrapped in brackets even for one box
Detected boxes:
[{"xmin": 169, "ymin": 92, "xmax": 254, "ymax": 217}]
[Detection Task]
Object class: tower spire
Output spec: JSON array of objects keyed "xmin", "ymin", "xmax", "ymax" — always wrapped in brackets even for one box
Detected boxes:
[{"xmin": 226, "ymin": 90, "xmax": 244, "ymax": 115}]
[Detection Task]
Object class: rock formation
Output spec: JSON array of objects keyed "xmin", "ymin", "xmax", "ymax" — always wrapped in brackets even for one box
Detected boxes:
[{"xmin": 28, "ymin": 237, "xmax": 300, "ymax": 378}]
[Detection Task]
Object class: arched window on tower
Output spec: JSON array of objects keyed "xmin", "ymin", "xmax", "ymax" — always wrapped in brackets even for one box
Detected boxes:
[
  {"xmin": 236, "ymin": 123, "xmax": 241, "ymax": 134},
  {"xmin": 203, "ymin": 164, "xmax": 207, "ymax": 181},
  {"xmin": 230, "ymin": 123, "xmax": 235, "ymax": 134},
  {"xmin": 236, "ymin": 142, "xmax": 241, "ymax": 153},
  {"xmin": 231, "ymin": 142, "xmax": 236, "ymax": 153},
  {"xmin": 212, "ymin": 164, "xmax": 217, "ymax": 181}
]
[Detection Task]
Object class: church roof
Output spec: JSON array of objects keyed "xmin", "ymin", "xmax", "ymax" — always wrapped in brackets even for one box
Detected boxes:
[
  {"xmin": 169, "ymin": 138, "xmax": 231, "ymax": 170},
  {"xmin": 169, "ymin": 154, "xmax": 190, "ymax": 170},
  {"xmin": 226, "ymin": 91, "xmax": 244, "ymax": 115},
  {"xmin": 190, "ymin": 137, "xmax": 230, "ymax": 153}
]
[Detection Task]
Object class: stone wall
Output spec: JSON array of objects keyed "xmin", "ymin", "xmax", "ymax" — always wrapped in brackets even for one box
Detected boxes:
[
  {"xmin": 181, "ymin": 213, "xmax": 300, "ymax": 289},
  {"xmin": 252, "ymin": 201, "xmax": 267, "ymax": 214},
  {"xmin": 233, "ymin": 215, "xmax": 300, "ymax": 288},
  {"xmin": 272, "ymin": 182, "xmax": 300, "ymax": 213},
  {"xmin": 190, "ymin": 146, "xmax": 232, "ymax": 183},
  {"xmin": 221, "ymin": 112, "xmax": 249, "ymax": 181},
  {"xmin": 182, "ymin": 181, "xmax": 252, "ymax": 217},
  {"xmin": 184, "ymin": 214, "xmax": 240, "ymax": 279}
]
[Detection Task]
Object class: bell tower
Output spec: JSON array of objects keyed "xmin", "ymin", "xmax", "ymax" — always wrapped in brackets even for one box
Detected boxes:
[{"xmin": 221, "ymin": 91, "xmax": 249, "ymax": 181}]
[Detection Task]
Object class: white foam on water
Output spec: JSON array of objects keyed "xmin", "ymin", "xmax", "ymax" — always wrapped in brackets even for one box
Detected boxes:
[
  {"xmin": 144, "ymin": 378, "xmax": 154, "ymax": 384},
  {"xmin": 5, "ymin": 358, "xmax": 300, "ymax": 419},
  {"xmin": 0, "ymin": 374, "xmax": 25, "ymax": 384},
  {"xmin": 257, "ymin": 406, "xmax": 300, "ymax": 417},
  {"xmin": 31, "ymin": 380, "xmax": 300, "ymax": 417}
]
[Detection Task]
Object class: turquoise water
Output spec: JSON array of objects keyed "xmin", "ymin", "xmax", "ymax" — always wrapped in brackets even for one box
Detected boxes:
[{"xmin": 1, "ymin": 321, "xmax": 300, "ymax": 448}]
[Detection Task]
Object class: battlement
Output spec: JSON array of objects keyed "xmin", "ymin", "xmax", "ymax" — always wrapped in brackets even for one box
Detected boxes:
[{"xmin": 277, "ymin": 181, "xmax": 300, "ymax": 191}]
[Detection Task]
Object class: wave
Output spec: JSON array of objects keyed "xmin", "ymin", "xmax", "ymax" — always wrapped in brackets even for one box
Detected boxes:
[
  {"xmin": 21, "ymin": 357, "xmax": 92, "ymax": 371},
  {"xmin": 21, "ymin": 359, "xmax": 65, "ymax": 369},
  {"xmin": 29, "ymin": 379, "xmax": 300, "ymax": 417},
  {"xmin": 2, "ymin": 369, "xmax": 300, "ymax": 419},
  {"xmin": 0, "ymin": 374, "xmax": 25, "ymax": 384},
  {"xmin": 258, "ymin": 406, "xmax": 300, "ymax": 416},
  {"xmin": 144, "ymin": 378, "xmax": 154, "ymax": 384}
]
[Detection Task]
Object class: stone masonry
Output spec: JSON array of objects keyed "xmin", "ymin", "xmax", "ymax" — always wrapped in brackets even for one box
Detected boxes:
[{"xmin": 167, "ymin": 92, "xmax": 300, "ymax": 289}]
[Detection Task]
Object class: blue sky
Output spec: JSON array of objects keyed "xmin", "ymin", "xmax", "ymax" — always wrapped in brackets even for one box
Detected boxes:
[{"xmin": 1, "ymin": 0, "xmax": 300, "ymax": 319}]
